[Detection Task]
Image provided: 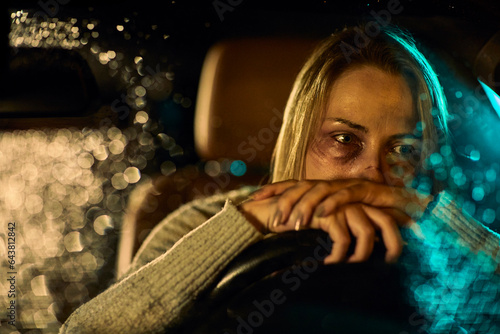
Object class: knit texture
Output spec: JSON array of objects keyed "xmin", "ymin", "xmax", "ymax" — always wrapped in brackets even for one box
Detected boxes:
[
  {"xmin": 59, "ymin": 187, "xmax": 262, "ymax": 333},
  {"xmin": 60, "ymin": 188, "xmax": 500, "ymax": 333},
  {"xmin": 400, "ymin": 191, "xmax": 500, "ymax": 333}
]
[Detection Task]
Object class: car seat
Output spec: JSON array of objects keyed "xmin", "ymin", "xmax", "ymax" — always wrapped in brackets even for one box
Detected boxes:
[{"xmin": 116, "ymin": 37, "xmax": 318, "ymax": 277}]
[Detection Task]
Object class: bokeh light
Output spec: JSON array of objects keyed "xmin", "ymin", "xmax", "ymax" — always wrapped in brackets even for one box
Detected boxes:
[
  {"xmin": 2, "ymin": 11, "xmax": 184, "ymax": 331},
  {"xmin": 0, "ymin": 126, "xmax": 154, "ymax": 331},
  {"xmin": 4, "ymin": 5, "xmax": 500, "ymax": 334},
  {"xmin": 230, "ymin": 160, "xmax": 247, "ymax": 177}
]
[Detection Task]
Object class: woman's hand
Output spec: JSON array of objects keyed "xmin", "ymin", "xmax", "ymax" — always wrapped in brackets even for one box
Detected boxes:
[
  {"xmin": 251, "ymin": 179, "xmax": 432, "ymax": 228},
  {"xmin": 240, "ymin": 197, "xmax": 403, "ymax": 264},
  {"xmin": 239, "ymin": 179, "xmax": 433, "ymax": 264}
]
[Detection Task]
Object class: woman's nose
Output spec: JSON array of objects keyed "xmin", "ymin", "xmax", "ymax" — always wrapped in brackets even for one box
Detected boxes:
[
  {"xmin": 360, "ymin": 166, "xmax": 386, "ymax": 184},
  {"xmin": 356, "ymin": 149, "xmax": 387, "ymax": 184}
]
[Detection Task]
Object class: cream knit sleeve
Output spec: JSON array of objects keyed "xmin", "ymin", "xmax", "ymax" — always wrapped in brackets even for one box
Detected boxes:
[
  {"xmin": 412, "ymin": 190, "xmax": 500, "ymax": 267},
  {"xmin": 59, "ymin": 189, "xmax": 263, "ymax": 334},
  {"xmin": 127, "ymin": 187, "xmax": 257, "ymax": 275},
  {"xmin": 400, "ymin": 190, "xmax": 500, "ymax": 332}
]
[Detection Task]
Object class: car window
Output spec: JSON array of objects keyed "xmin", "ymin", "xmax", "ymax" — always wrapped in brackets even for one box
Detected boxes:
[{"xmin": 1, "ymin": 1, "xmax": 499, "ymax": 332}]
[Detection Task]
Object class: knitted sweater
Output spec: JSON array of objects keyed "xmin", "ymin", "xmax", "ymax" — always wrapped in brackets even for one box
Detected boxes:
[{"xmin": 59, "ymin": 187, "xmax": 500, "ymax": 333}]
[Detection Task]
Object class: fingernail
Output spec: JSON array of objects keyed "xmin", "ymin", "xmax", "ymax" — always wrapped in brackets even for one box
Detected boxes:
[
  {"xmin": 272, "ymin": 211, "xmax": 282, "ymax": 227},
  {"xmin": 294, "ymin": 215, "xmax": 303, "ymax": 231},
  {"xmin": 314, "ymin": 206, "xmax": 324, "ymax": 217}
]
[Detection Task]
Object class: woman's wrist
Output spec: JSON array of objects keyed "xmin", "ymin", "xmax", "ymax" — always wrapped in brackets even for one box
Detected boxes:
[{"xmin": 237, "ymin": 200, "xmax": 269, "ymax": 234}]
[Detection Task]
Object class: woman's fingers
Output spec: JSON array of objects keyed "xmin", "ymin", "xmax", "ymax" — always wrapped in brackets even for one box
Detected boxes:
[
  {"xmin": 250, "ymin": 180, "xmax": 312, "ymax": 226},
  {"xmin": 250, "ymin": 180, "xmax": 298, "ymax": 200},
  {"xmin": 381, "ymin": 208, "xmax": 413, "ymax": 227},
  {"xmin": 272, "ymin": 180, "xmax": 350, "ymax": 226},
  {"xmin": 316, "ymin": 182, "xmax": 432, "ymax": 219},
  {"xmin": 315, "ymin": 211, "xmax": 351, "ymax": 264},
  {"xmin": 283, "ymin": 181, "xmax": 333, "ymax": 229},
  {"xmin": 311, "ymin": 204, "xmax": 404, "ymax": 264},
  {"xmin": 362, "ymin": 205, "xmax": 403, "ymax": 263},
  {"xmin": 259, "ymin": 179, "xmax": 363, "ymax": 228},
  {"xmin": 245, "ymin": 179, "xmax": 417, "ymax": 264},
  {"xmin": 344, "ymin": 205, "xmax": 375, "ymax": 263},
  {"xmin": 284, "ymin": 180, "xmax": 359, "ymax": 228},
  {"xmin": 254, "ymin": 180, "xmax": 432, "ymax": 228}
]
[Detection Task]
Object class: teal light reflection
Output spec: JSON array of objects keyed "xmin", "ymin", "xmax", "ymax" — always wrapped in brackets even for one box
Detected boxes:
[
  {"xmin": 385, "ymin": 28, "xmax": 450, "ymax": 134},
  {"xmin": 230, "ymin": 160, "xmax": 247, "ymax": 176},
  {"xmin": 478, "ymin": 79, "xmax": 500, "ymax": 118}
]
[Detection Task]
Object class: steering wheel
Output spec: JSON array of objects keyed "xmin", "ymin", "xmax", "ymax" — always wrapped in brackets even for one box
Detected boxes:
[{"xmin": 165, "ymin": 230, "xmax": 425, "ymax": 334}]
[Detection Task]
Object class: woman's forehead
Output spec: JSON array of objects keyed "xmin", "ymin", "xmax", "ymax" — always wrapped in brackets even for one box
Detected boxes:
[{"xmin": 324, "ymin": 66, "xmax": 417, "ymax": 129}]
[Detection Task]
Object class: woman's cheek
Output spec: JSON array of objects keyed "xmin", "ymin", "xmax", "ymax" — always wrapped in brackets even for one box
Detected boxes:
[
  {"xmin": 310, "ymin": 140, "xmax": 342, "ymax": 164},
  {"xmin": 385, "ymin": 162, "xmax": 416, "ymax": 186},
  {"xmin": 306, "ymin": 139, "xmax": 358, "ymax": 179}
]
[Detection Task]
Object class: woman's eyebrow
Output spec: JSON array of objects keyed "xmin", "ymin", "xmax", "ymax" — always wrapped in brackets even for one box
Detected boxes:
[
  {"xmin": 325, "ymin": 117, "xmax": 368, "ymax": 133},
  {"xmin": 325, "ymin": 118, "xmax": 421, "ymax": 140}
]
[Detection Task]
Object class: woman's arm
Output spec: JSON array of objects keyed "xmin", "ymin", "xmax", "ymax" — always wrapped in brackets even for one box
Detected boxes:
[
  {"xmin": 399, "ymin": 190, "xmax": 500, "ymax": 333},
  {"xmin": 59, "ymin": 188, "xmax": 263, "ymax": 334},
  {"xmin": 408, "ymin": 190, "xmax": 500, "ymax": 268},
  {"xmin": 126, "ymin": 187, "xmax": 255, "ymax": 275},
  {"xmin": 250, "ymin": 179, "xmax": 500, "ymax": 265}
]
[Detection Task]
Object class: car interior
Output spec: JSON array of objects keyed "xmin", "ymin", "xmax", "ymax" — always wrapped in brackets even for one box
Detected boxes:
[{"xmin": 1, "ymin": 0, "xmax": 500, "ymax": 333}]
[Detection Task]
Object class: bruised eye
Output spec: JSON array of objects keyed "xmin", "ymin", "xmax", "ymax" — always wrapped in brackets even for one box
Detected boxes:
[
  {"xmin": 334, "ymin": 134, "xmax": 355, "ymax": 144},
  {"xmin": 318, "ymin": 132, "xmax": 362, "ymax": 160}
]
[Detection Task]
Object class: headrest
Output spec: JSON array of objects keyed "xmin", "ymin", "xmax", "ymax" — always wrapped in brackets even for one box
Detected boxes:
[{"xmin": 194, "ymin": 38, "xmax": 318, "ymax": 169}]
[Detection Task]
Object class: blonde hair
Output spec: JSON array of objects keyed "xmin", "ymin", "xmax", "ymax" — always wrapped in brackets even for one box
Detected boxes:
[{"xmin": 270, "ymin": 25, "xmax": 450, "ymax": 189}]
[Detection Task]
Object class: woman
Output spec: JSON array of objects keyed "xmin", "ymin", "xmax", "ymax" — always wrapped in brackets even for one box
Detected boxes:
[{"xmin": 60, "ymin": 25, "xmax": 500, "ymax": 333}]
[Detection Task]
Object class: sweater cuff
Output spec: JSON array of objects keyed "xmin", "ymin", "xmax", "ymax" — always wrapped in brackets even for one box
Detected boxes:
[
  {"xmin": 422, "ymin": 191, "xmax": 500, "ymax": 265},
  {"xmin": 216, "ymin": 199, "xmax": 264, "ymax": 240}
]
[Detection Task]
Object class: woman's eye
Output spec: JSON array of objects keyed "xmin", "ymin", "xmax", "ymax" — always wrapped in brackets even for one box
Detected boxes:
[
  {"xmin": 333, "ymin": 134, "xmax": 355, "ymax": 144},
  {"xmin": 321, "ymin": 133, "xmax": 362, "ymax": 160},
  {"xmin": 392, "ymin": 145, "xmax": 414, "ymax": 155},
  {"xmin": 388, "ymin": 145, "xmax": 420, "ymax": 164}
]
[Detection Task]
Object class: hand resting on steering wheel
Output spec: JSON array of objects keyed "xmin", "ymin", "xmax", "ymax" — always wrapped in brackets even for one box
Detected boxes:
[{"xmin": 239, "ymin": 179, "xmax": 433, "ymax": 264}]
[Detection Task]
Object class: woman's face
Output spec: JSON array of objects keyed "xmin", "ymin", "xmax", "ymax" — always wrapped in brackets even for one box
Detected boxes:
[{"xmin": 305, "ymin": 65, "xmax": 420, "ymax": 186}]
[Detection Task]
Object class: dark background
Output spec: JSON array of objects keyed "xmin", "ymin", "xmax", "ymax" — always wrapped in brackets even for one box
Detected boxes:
[
  {"xmin": 2, "ymin": 0, "xmax": 500, "ymax": 164},
  {"xmin": 1, "ymin": 1, "xmax": 500, "ymax": 328},
  {"xmin": 3, "ymin": 0, "xmax": 500, "ymax": 257}
]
